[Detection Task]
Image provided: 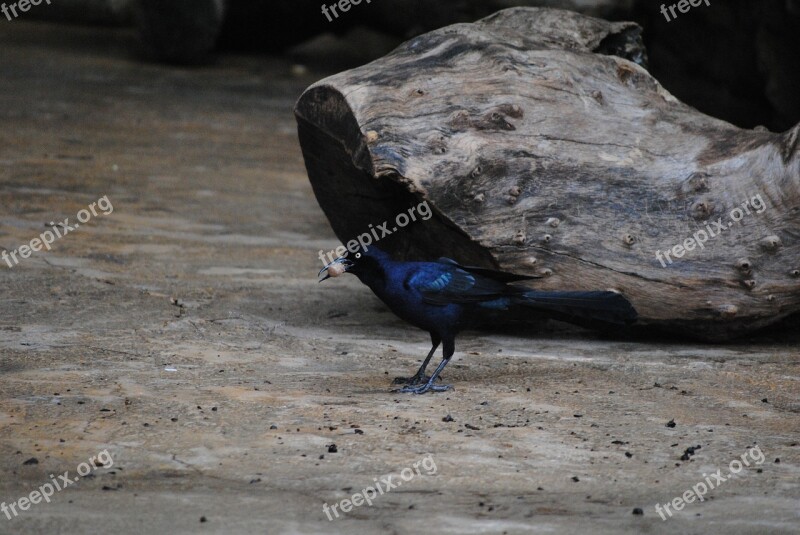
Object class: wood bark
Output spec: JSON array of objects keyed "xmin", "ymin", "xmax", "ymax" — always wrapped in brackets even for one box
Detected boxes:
[{"xmin": 295, "ymin": 7, "xmax": 800, "ymax": 340}]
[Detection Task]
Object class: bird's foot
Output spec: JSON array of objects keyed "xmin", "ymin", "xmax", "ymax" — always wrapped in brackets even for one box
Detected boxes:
[
  {"xmin": 392, "ymin": 374, "xmax": 432, "ymax": 386},
  {"xmin": 398, "ymin": 382, "xmax": 452, "ymax": 395}
]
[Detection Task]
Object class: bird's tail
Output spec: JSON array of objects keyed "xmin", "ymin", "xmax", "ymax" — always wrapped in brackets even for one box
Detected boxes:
[{"xmin": 518, "ymin": 290, "xmax": 637, "ymax": 325}]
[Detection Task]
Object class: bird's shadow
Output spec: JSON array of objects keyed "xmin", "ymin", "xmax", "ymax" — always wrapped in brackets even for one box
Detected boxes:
[{"xmin": 473, "ymin": 309, "xmax": 800, "ymax": 348}]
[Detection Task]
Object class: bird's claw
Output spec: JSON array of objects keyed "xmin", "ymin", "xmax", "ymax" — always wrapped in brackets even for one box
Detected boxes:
[
  {"xmin": 392, "ymin": 374, "xmax": 437, "ymax": 386},
  {"xmin": 398, "ymin": 383, "xmax": 452, "ymax": 395}
]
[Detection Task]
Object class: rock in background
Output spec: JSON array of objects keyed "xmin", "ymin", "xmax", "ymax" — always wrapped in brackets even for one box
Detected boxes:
[
  {"xmin": 26, "ymin": 0, "xmax": 132, "ymax": 24},
  {"xmin": 132, "ymin": 0, "xmax": 228, "ymax": 64}
]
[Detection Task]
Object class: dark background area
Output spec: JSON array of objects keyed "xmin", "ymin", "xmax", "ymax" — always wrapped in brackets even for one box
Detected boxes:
[{"xmin": 30, "ymin": 0, "xmax": 800, "ymax": 132}]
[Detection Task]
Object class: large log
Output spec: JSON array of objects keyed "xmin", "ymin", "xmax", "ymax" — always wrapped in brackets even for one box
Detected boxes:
[{"xmin": 295, "ymin": 7, "xmax": 800, "ymax": 340}]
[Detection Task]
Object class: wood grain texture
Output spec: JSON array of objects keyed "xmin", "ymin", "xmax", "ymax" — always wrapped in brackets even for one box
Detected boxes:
[{"xmin": 295, "ymin": 7, "xmax": 800, "ymax": 340}]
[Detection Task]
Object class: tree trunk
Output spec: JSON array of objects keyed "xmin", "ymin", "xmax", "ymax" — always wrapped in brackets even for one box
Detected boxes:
[{"xmin": 295, "ymin": 7, "xmax": 800, "ymax": 340}]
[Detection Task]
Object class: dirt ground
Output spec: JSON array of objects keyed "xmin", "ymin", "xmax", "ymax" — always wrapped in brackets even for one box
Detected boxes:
[{"xmin": 1, "ymin": 22, "xmax": 798, "ymax": 535}]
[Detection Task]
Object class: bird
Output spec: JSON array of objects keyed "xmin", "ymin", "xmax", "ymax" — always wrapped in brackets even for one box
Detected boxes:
[{"xmin": 318, "ymin": 246, "xmax": 637, "ymax": 394}]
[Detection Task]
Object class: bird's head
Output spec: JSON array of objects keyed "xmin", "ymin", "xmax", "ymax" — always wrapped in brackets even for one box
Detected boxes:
[{"xmin": 318, "ymin": 245, "xmax": 389, "ymax": 283}]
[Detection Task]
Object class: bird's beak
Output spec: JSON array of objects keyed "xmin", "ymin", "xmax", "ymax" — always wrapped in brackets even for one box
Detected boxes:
[{"xmin": 318, "ymin": 256, "xmax": 354, "ymax": 282}]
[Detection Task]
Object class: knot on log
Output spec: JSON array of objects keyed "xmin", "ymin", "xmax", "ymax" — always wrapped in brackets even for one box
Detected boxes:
[
  {"xmin": 720, "ymin": 305, "xmax": 739, "ymax": 319},
  {"xmin": 735, "ymin": 258, "xmax": 753, "ymax": 275},
  {"xmin": 684, "ymin": 172, "xmax": 711, "ymax": 193},
  {"xmin": 760, "ymin": 235, "xmax": 783, "ymax": 251},
  {"xmin": 741, "ymin": 279, "xmax": 757, "ymax": 290},
  {"xmin": 691, "ymin": 200, "xmax": 715, "ymax": 220}
]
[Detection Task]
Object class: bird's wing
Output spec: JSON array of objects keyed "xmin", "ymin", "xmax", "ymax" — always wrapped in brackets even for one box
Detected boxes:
[
  {"xmin": 436, "ymin": 257, "xmax": 539, "ymax": 283},
  {"xmin": 407, "ymin": 264, "xmax": 512, "ymax": 306}
]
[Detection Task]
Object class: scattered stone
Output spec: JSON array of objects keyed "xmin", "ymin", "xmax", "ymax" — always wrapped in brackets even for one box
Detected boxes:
[{"xmin": 680, "ymin": 445, "xmax": 701, "ymax": 461}]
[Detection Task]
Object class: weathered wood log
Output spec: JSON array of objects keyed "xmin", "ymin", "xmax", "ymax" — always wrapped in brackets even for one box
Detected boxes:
[{"xmin": 295, "ymin": 7, "xmax": 800, "ymax": 340}]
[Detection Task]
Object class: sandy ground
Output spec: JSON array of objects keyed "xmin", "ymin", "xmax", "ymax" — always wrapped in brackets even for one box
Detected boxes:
[{"xmin": 1, "ymin": 22, "xmax": 798, "ymax": 535}]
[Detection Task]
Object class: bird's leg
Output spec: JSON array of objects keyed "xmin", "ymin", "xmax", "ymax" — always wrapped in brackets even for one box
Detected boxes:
[
  {"xmin": 400, "ymin": 338, "xmax": 454, "ymax": 394},
  {"xmin": 392, "ymin": 335, "xmax": 440, "ymax": 386}
]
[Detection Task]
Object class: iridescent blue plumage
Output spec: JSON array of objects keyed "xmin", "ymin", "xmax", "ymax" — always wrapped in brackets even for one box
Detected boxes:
[{"xmin": 319, "ymin": 246, "xmax": 636, "ymax": 394}]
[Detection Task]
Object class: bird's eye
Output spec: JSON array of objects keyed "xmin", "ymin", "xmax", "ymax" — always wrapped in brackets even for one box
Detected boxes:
[{"xmin": 355, "ymin": 253, "xmax": 361, "ymax": 259}]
